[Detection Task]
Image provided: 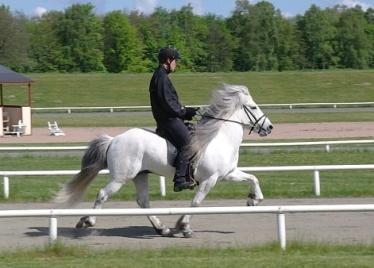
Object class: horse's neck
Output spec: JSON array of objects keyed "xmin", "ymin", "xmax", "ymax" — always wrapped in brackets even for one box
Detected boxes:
[{"xmin": 219, "ymin": 113, "xmax": 244, "ymax": 148}]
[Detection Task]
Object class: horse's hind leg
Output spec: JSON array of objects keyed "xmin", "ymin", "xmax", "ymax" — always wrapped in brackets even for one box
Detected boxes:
[
  {"xmin": 133, "ymin": 173, "xmax": 172, "ymax": 237},
  {"xmin": 76, "ymin": 179, "xmax": 123, "ymax": 229}
]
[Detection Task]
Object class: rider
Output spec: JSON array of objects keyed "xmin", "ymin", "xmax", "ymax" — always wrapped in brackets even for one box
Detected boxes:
[{"xmin": 149, "ymin": 46, "xmax": 198, "ymax": 192}]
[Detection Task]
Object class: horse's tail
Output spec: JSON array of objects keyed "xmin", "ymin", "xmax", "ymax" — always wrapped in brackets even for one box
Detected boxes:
[{"xmin": 55, "ymin": 134, "xmax": 113, "ymax": 206}]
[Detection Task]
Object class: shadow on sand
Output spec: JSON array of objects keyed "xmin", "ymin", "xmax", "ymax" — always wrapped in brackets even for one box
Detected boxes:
[{"xmin": 25, "ymin": 226, "xmax": 235, "ymax": 240}]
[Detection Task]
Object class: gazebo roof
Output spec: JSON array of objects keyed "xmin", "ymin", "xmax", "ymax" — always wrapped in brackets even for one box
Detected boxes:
[{"xmin": 0, "ymin": 65, "xmax": 33, "ymax": 83}]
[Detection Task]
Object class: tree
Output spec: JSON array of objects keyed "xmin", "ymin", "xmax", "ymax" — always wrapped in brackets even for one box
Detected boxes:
[
  {"xmin": 228, "ymin": 0, "xmax": 283, "ymax": 71},
  {"xmin": 57, "ymin": 4, "xmax": 104, "ymax": 72},
  {"xmin": 275, "ymin": 17, "xmax": 300, "ymax": 71},
  {"xmin": 296, "ymin": 5, "xmax": 338, "ymax": 69},
  {"xmin": 0, "ymin": 5, "xmax": 30, "ymax": 71},
  {"xmin": 29, "ymin": 11, "xmax": 66, "ymax": 72},
  {"xmin": 336, "ymin": 6, "xmax": 370, "ymax": 68},
  {"xmin": 205, "ymin": 15, "xmax": 235, "ymax": 72},
  {"xmin": 3, "ymin": 1, "xmax": 374, "ymax": 72},
  {"xmin": 174, "ymin": 5, "xmax": 209, "ymax": 71},
  {"xmin": 128, "ymin": 11, "xmax": 156, "ymax": 71},
  {"xmin": 103, "ymin": 11, "xmax": 145, "ymax": 73},
  {"xmin": 365, "ymin": 8, "xmax": 374, "ymax": 67}
]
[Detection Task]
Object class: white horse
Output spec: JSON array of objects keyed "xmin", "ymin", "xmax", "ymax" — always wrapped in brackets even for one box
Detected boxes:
[{"xmin": 56, "ymin": 84, "xmax": 273, "ymax": 237}]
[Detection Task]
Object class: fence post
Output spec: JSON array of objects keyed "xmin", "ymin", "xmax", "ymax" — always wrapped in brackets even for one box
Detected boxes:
[
  {"xmin": 325, "ymin": 144, "xmax": 331, "ymax": 152},
  {"xmin": 3, "ymin": 176, "xmax": 9, "ymax": 199},
  {"xmin": 277, "ymin": 213, "xmax": 286, "ymax": 250},
  {"xmin": 49, "ymin": 216, "xmax": 58, "ymax": 245},
  {"xmin": 313, "ymin": 170, "xmax": 321, "ymax": 196},
  {"xmin": 159, "ymin": 176, "xmax": 166, "ymax": 197}
]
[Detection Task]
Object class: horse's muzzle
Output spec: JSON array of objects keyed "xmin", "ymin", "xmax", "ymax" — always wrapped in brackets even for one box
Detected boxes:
[{"xmin": 259, "ymin": 124, "xmax": 273, "ymax": 137}]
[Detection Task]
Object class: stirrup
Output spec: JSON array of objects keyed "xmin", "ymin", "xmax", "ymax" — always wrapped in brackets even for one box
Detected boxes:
[{"xmin": 173, "ymin": 180, "xmax": 196, "ymax": 192}]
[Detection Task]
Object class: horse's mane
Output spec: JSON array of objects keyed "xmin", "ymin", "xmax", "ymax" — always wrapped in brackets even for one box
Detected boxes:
[{"xmin": 189, "ymin": 84, "xmax": 249, "ymax": 162}]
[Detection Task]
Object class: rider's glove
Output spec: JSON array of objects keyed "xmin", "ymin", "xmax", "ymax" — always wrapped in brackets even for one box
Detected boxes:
[{"xmin": 183, "ymin": 107, "xmax": 199, "ymax": 121}]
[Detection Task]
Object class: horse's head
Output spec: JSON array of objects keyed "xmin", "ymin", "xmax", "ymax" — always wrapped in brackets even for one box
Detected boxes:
[{"xmin": 235, "ymin": 85, "xmax": 273, "ymax": 137}]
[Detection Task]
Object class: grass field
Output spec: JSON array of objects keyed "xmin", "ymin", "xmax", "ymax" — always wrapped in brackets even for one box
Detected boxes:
[
  {"xmin": 1, "ymin": 242, "xmax": 374, "ymax": 267},
  {"xmin": 3, "ymin": 70, "xmax": 373, "ymax": 126},
  {"xmin": 1, "ymin": 148, "xmax": 373, "ymax": 202},
  {"xmin": 3, "ymin": 70, "xmax": 374, "ymax": 107}
]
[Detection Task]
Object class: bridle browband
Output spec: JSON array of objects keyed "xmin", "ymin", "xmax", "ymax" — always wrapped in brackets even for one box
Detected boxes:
[{"xmin": 198, "ymin": 105, "xmax": 268, "ymax": 135}]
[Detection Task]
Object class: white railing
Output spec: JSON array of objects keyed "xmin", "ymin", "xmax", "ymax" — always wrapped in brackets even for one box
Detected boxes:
[
  {"xmin": 1, "ymin": 139, "xmax": 373, "ymax": 153},
  {"xmin": 31, "ymin": 102, "xmax": 374, "ymax": 113},
  {"xmin": 243, "ymin": 139, "xmax": 374, "ymax": 152},
  {"xmin": 1, "ymin": 204, "xmax": 374, "ymax": 249},
  {"xmin": 0, "ymin": 169, "xmax": 166, "ymax": 199},
  {"xmin": 239, "ymin": 164, "xmax": 374, "ymax": 196},
  {"xmin": 2, "ymin": 164, "xmax": 374, "ymax": 199}
]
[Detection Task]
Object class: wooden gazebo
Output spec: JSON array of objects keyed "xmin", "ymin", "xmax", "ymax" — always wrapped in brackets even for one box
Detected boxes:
[{"xmin": 0, "ymin": 65, "xmax": 33, "ymax": 136}]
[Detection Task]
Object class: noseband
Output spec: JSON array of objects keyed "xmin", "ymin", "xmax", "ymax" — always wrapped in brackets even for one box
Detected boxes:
[
  {"xmin": 199, "ymin": 105, "xmax": 268, "ymax": 135},
  {"xmin": 243, "ymin": 106, "xmax": 267, "ymax": 135}
]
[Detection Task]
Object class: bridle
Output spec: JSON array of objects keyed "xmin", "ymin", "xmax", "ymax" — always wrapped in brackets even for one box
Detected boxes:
[
  {"xmin": 243, "ymin": 105, "xmax": 267, "ymax": 135},
  {"xmin": 198, "ymin": 105, "xmax": 268, "ymax": 135}
]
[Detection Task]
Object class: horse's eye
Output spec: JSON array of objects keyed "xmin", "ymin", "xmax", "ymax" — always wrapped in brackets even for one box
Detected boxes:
[{"xmin": 250, "ymin": 106, "xmax": 257, "ymax": 110}]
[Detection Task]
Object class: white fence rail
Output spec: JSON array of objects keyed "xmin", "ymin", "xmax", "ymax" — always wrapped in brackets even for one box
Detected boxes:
[
  {"xmin": 2, "ymin": 164, "xmax": 374, "ymax": 199},
  {"xmin": 31, "ymin": 102, "xmax": 374, "ymax": 113},
  {"xmin": 1, "ymin": 139, "xmax": 374, "ymax": 153},
  {"xmin": 1, "ymin": 204, "xmax": 374, "ymax": 249}
]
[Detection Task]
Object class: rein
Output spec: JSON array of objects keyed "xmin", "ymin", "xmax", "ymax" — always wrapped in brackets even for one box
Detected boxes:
[{"xmin": 198, "ymin": 106, "xmax": 267, "ymax": 135}]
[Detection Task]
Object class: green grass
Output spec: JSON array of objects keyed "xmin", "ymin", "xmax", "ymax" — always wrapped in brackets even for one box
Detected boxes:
[
  {"xmin": 1, "ymin": 242, "xmax": 374, "ymax": 267},
  {"xmin": 1, "ymin": 149, "xmax": 374, "ymax": 202},
  {"xmin": 32, "ymin": 112, "xmax": 156, "ymax": 127},
  {"xmin": 268, "ymin": 111, "xmax": 374, "ymax": 123},
  {"xmin": 2, "ymin": 70, "xmax": 374, "ymax": 107}
]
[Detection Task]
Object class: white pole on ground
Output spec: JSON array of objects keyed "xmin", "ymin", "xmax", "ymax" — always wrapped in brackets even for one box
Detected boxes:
[
  {"xmin": 277, "ymin": 213, "xmax": 286, "ymax": 250},
  {"xmin": 49, "ymin": 217, "xmax": 58, "ymax": 244},
  {"xmin": 313, "ymin": 170, "xmax": 321, "ymax": 196},
  {"xmin": 159, "ymin": 176, "xmax": 166, "ymax": 197},
  {"xmin": 3, "ymin": 176, "xmax": 9, "ymax": 199}
]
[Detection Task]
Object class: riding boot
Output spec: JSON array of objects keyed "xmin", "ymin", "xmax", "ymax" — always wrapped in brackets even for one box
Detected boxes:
[{"xmin": 173, "ymin": 150, "xmax": 196, "ymax": 192}]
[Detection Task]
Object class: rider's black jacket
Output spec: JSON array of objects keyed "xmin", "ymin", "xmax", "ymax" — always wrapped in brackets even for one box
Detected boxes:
[{"xmin": 149, "ymin": 66, "xmax": 186, "ymax": 122}]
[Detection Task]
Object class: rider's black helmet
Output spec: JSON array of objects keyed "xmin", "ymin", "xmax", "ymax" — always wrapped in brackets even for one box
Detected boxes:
[{"xmin": 158, "ymin": 46, "xmax": 180, "ymax": 63}]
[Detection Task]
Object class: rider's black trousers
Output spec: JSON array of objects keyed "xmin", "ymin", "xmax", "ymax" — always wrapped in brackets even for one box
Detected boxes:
[{"xmin": 156, "ymin": 118, "xmax": 191, "ymax": 180}]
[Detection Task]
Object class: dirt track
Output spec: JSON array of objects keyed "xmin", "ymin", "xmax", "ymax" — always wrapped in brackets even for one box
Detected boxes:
[
  {"xmin": 1, "ymin": 198, "xmax": 374, "ymax": 250},
  {"xmin": 1, "ymin": 122, "xmax": 374, "ymax": 250},
  {"xmin": 1, "ymin": 122, "xmax": 374, "ymax": 144}
]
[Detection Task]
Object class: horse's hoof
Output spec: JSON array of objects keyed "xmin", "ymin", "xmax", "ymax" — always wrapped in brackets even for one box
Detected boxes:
[
  {"xmin": 75, "ymin": 216, "xmax": 95, "ymax": 229},
  {"xmin": 182, "ymin": 230, "xmax": 193, "ymax": 238},
  {"xmin": 247, "ymin": 199, "xmax": 260, "ymax": 206},
  {"xmin": 155, "ymin": 227, "xmax": 173, "ymax": 237},
  {"xmin": 161, "ymin": 228, "xmax": 174, "ymax": 237},
  {"xmin": 75, "ymin": 220, "xmax": 84, "ymax": 229}
]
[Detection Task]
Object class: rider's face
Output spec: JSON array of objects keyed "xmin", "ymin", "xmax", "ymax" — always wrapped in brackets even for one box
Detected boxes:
[{"xmin": 169, "ymin": 59, "xmax": 177, "ymax": 72}]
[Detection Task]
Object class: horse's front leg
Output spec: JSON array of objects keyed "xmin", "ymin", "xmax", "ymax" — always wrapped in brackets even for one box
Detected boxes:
[
  {"xmin": 225, "ymin": 169, "xmax": 264, "ymax": 206},
  {"xmin": 176, "ymin": 175, "xmax": 218, "ymax": 238}
]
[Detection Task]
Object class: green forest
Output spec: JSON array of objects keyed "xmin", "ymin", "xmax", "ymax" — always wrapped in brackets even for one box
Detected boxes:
[{"xmin": 0, "ymin": 0, "xmax": 373, "ymax": 73}]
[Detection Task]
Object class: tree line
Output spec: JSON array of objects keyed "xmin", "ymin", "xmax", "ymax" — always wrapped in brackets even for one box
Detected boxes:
[{"xmin": 0, "ymin": 0, "xmax": 373, "ymax": 73}]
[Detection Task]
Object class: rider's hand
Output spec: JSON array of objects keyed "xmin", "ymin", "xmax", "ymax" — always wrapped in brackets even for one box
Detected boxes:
[{"xmin": 184, "ymin": 107, "xmax": 199, "ymax": 120}]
